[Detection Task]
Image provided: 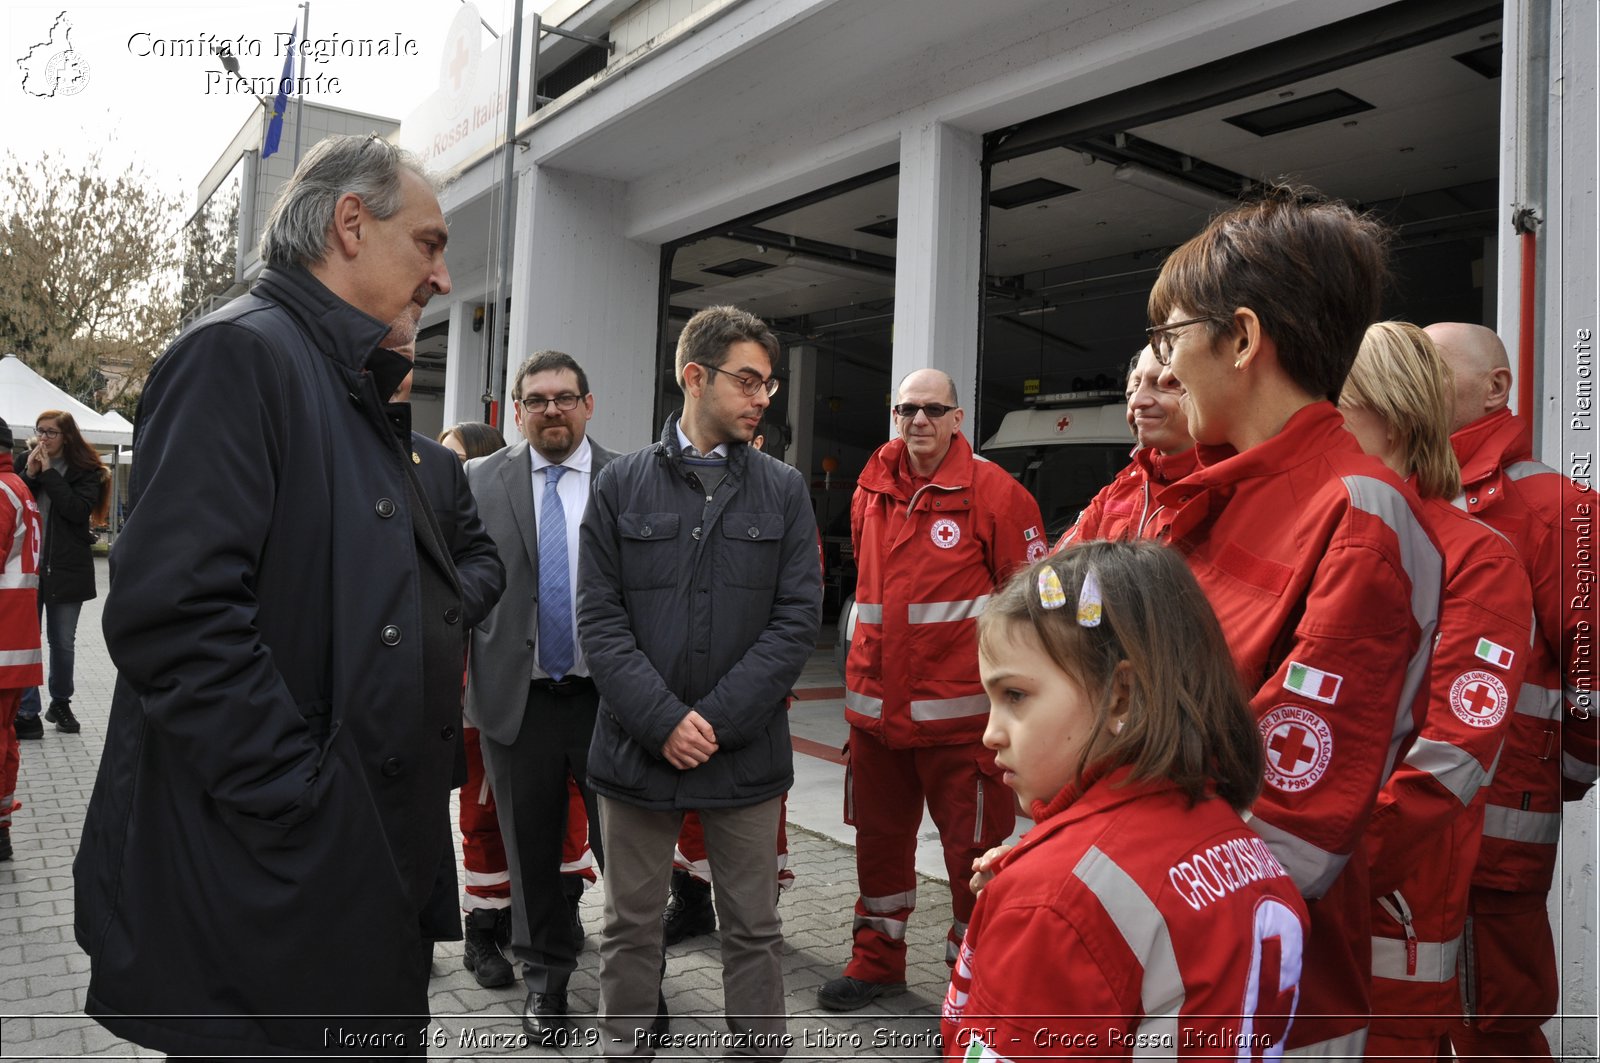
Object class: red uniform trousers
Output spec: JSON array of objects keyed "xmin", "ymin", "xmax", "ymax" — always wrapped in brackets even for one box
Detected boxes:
[
  {"xmin": 843, "ymin": 726, "xmax": 1013, "ymax": 982},
  {"xmin": 1450, "ymin": 886, "xmax": 1557, "ymax": 1063},
  {"xmin": 1, "ymin": 688, "xmax": 18, "ymax": 830},
  {"xmin": 460, "ymin": 725, "xmax": 594, "ymax": 913}
]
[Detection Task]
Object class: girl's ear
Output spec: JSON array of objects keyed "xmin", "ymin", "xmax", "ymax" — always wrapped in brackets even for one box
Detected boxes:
[{"xmin": 1106, "ymin": 660, "xmax": 1134, "ymax": 735}]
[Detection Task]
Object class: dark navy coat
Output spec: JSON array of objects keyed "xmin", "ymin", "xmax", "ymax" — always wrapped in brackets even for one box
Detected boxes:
[{"xmin": 75, "ymin": 266, "xmax": 473, "ymax": 1057}]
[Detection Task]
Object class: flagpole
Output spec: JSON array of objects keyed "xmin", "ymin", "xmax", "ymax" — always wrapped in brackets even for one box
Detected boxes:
[{"xmin": 292, "ymin": 2, "xmax": 310, "ymax": 167}]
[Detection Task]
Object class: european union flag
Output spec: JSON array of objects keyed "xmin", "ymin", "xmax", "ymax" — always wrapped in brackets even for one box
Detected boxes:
[{"xmin": 262, "ymin": 22, "xmax": 297, "ymax": 159}]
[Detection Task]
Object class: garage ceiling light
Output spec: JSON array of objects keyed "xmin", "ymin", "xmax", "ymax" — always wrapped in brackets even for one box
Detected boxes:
[
  {"xmin": 1112, "ymin": 163, "xmax": 1233, "ymax": 210},
  {"xmin": 1224, "ymin": 89, "xmax": 1374, "ymax": 137},
  {"xmin": 989, "ymin": 177, "xmax": 1078, "ymax": 210},
  {"xmin": 702, "ymin": 258, "xmax": 770, "ymax": 278}
]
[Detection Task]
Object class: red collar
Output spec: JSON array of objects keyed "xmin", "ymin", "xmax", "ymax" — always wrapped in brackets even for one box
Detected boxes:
[
  {"xmin": 857, "ymin": 432, "xmax": 977, "ymax": 500},
  {"xmin": 1451, "ymin": 408, "xmax": 1529, "ymax": 487}
]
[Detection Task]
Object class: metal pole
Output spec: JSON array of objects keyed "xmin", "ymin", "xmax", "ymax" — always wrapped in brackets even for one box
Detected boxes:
[
  {"xmin": 292, "ymin": 2, "xmax": 310, "ymax": 167},
  {"xmin": 487, "ymin": 0, "xmax": 525, "ymax": 423}
]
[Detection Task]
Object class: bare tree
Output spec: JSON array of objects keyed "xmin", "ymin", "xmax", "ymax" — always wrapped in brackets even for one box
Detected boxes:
[{"xmin": 0, "ymin": 150, "xmax": 184, "ymax": 413}]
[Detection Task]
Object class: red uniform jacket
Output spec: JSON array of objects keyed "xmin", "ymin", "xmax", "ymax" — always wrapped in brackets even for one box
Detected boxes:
[
  {"xmin": 1366, "ymin": 494, "xmax": 1531, "ymax": 1028},
  {"xmin": 1452, "ymin": 408, "xmax": 1600, "ymax": 893},
  {"xmin": 0, "ymin": 454, "xmax": 43, "ymax": 690},
  {"xmin": 1144, "ymin": 402, "xmax": 1442, "ymax": 1054},
  {"xmin": 942, "ymin": 769, "xmax": 1309, "ymax": 1060},
  {"xmin": 1055, "ymin": 445, "xmax": 1200, "ymax": 550},
  {"xmin": 845, "ymin": 433, "xmax": 1045, "ymax": 748}
]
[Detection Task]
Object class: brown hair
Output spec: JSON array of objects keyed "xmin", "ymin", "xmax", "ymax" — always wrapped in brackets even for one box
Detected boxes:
[
  {"xmin": 1149, "ymin": 184, "xmax": 1391, "ymax": 403},
  {"xmin": 674, "ymin": 305, "xmax": 779, "ymax": 389},
  {"xmin": 1344, "ymin": 322, "xmax": 1462, "ymax": 500},
  {"xmin": 35, "ymin": 410, "xmax": 111, "ymax": 524},
  {"xmin": 438, "ymin": 421, "xmax": 506, "ymax": 461},
  {"xmin": 978, "ymin": 541, "xmax": 1262, "ymax": 810}
]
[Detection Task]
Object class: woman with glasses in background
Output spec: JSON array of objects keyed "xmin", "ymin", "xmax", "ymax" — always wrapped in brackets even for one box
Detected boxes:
[{"xmin": 16, "ymin": 410, "xmax": 110, "ymax": 738}]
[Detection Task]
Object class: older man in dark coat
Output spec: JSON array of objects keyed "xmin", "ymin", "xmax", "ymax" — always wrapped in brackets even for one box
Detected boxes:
[{"xmin": 75, "ymin": 134, "xmax": 470, "ymax": 1058}]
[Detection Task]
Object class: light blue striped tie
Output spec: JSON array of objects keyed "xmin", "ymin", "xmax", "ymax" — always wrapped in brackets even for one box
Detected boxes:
[{"xmin": 537, "ymin": 464, "xmax": 574, "ymax": 680}]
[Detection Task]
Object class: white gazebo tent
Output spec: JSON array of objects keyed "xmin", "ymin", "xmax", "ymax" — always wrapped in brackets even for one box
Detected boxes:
[{"xmin": 1, "ymin": 352, "xmax": 135, "ymax": 535}]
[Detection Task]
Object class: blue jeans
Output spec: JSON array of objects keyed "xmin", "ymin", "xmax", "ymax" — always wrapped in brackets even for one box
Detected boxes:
[{"xmin": 17, "ymin": 599, "xmax": 84, "ymax": 720}]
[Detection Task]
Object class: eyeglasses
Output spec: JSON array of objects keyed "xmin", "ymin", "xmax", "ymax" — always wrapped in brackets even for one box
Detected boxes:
[
  {"xmin": 701, "ymin": 364, "xmax": 780, "ymax": 399},
  {"xmin": 1145, "ymin": 316, "xmax": 1218, "ymax": 365},
  {"xmin": 520, "ymin": 393, "xmax": 583, "ymax": 413},
  {"xmin": 891, "ymin": 402, "xmax": 956, "ymax": 420},
  {"xmin": 34, "ymin": 427, "xmax": 61, "ymax": 438}
]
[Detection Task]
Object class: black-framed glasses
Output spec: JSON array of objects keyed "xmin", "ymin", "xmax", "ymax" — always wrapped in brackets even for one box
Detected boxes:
[
  {"xmin": 520, "ymin": 393, "xmax": 584, "ymax": 413},
  {"xmin": 33, "ymin": 427, "xmax": 61, "ymax": 438},
  {"xmin": 891, "ymin": 402, "xmax": 956, "ymax": 420},
  {"xmin": 701, "ymin": 364, "xmax": 780, "ymax": 399},
  {"xmin": 1145, "ymin": 316, "xmax": 1218, "ymax": 365}
]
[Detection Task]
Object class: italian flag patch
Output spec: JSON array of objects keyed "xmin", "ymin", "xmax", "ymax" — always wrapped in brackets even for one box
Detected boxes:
[
  {"xmin": 1284, "ymin": 661, "xmax": 1342, "ymax": 705},
  {"xmin": 1475, "ymin": 637, "xmax": 1515, "ymax": 671}
]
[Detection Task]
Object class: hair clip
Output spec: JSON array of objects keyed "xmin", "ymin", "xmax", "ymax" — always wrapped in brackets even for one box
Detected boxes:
[
  {"xmin": 1038, "ymin": 566, "xmax": 1067, "ymax": 610},
  {"xmin": 1077, "ymin": 567, "xmax": 1104, "ymax": 628}
]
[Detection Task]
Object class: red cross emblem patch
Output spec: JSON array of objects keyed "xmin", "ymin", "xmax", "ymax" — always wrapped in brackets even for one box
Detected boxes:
[
  {"xmin": 1260, "ymin": 704, "xmax": 1334, "ymax": 793},
  {"xmin": 931, "ymin": 518, "xmax": 961, "ymax": 549},
  {"xmin": 1450, "ymin": 670, "xmax": 1510, "ymax": 729}
]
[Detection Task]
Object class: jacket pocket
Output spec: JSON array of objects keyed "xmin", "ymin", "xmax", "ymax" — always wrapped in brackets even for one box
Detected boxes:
[
  {"xmin": 618, "ymin": 512, "xmax": 681, "ymax": 590},
  {"xmin": 720, "ymin": 511, "xmax": 784, "ymax": 589}
]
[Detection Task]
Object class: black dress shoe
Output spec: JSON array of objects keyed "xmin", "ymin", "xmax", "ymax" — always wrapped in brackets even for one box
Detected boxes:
[
  {"xmin": 14, "ymin": 715, "xmax": 42, "ymax": 740},
  {"xmin": 522, "ymin": 990, "xmax": 572, "ymax": 1047},
  {"xmin": 50, "ymin": 701, "xmax": 80, "ymax": 734}
]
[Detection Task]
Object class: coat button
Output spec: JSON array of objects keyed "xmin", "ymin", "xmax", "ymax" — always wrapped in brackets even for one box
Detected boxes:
[
  {"xmin": 440, "ymin": 725, "xmax": 455, "ymax": 740},
  {"xmin": 375, "ymin": 498, "xmax": 396, "ymax": 518},
  {"xmin": 381, "ymin": 757, "xmax": 402, "ymax": 777},
  {"xmin": 381, "ymin": 625, "xmax": 402, "ymax": 646},
  {"xmin": 1468, "ymin": 496, "xmax": 1478, "ymax": 505},
  {"xmin": 526, "ymin": 638, "xmax": 535, "ymax": 649},
  {"xmin": 444, "ymin": 607, "xmax": 461, "ymax": 624},
  {"xmin": 642, "ymin": 525, "xmax": 652, "ymax": 537},
  {"xmin": 692, "ymin": 527, "xmax": 702, "ymax": 540},
  {"xmin": 748, "ymin": 526, "xmax": 759, "ymax": 538}
]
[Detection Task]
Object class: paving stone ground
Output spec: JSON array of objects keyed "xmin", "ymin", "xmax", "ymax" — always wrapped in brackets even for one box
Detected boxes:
[{"xmin": 0, "ymin": 559, "xmax": 954, "ymax": 1060}]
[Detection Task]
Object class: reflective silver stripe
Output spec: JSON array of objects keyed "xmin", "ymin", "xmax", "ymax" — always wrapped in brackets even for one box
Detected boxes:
[
  {"xmin": 945, "ymin": 920, "xmax": 967, "ymax": 963},
  {"xmin": 1482, "ymin": 804, "xmax": 1561, "ymax": 845},
  {"xmin": 0, "ymin": 649, "xmax": 42, "ymax": 668},
  {"xmin": 1342, "ymin": 475, "xmax": 1444, "ymax": 784},
  {"xmin": 1563, "ymin": 752, "xmax": 1600, "ymax": 786},
  {"xmin": 852, "ymin": 914, "xmax": 908, "ymax": 941},
  {"xmin": 1284, "ymin": 1028, "xmax": 1368, "ymax": 1058},
  {"xmin": 1247, "ymin": 814, "xmax": 1348, "ymax": 900},
  {"xmin": 1073, "ymin": 846, "xmax": 1183, "ymax": 1055},
  {"xmin": 463, "ymin": 869, "xmax": 510, "ymax": 887},
  {"xmin": 910, "ymin": 693, "xmax": 990, "ymax": 722},
  {"xmin": 907, "ymin": 595, "xmax": 990, "ymax": 625},
  {"xmin": 1371, "ymin": 932, "xmax": 1463, "ymax": 982},
  {"xmin": 1505, "ymin": 460, "xmax": 1557, "ymax": 481},
  {"xmin": 0, "ymin": 572, "xmax": 39, "ymax": 590},
  {"xmin": 854, "ymin": 602, "xmax": 883, "ymax": 624},
  {"xmin": 860, "ymin": 890, "xmax": 916, "ymax": 914},
  {"xmin": 1403, "ymin": 736, "xmax": 1491, "ymax": 808},
  {"xmin": 1515, "ymin": 682, "xmax": 1561, "ymax": 720},
  {"xmin": 844, "ymin": 689, "xmax": 883, "ymax": 718}
]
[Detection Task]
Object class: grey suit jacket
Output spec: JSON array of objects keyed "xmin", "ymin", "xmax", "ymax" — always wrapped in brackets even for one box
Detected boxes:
[{"xmin": 464, "ymin": 436, "xmax": 616, "ymax": 746}]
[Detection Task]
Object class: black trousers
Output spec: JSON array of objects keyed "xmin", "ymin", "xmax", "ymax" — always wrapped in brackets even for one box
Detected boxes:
[{"xmin": 480, "ymin": 678, "xmax": 603, "ymax": 994}]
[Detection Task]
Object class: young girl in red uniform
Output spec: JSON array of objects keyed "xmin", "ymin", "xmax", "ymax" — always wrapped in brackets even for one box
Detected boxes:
[{"xmin": 944, "ymin": 541, "xmax": 1308, "ymax": 1060}]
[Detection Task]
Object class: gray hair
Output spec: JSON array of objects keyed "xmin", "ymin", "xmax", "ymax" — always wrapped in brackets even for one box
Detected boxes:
[{"xmin": 260, "ymin": 133, "xmax": 437, "ymax": 269}]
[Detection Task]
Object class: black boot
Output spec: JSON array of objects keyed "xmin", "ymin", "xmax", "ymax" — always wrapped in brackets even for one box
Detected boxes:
[
  {"xmin": 463, "ymin": 908, "xmax": 514, "ymax": 988},
  {"xmin": 50, "ymin": 700, "xmax": 80, "ymax": 734},
  {"xmin": 661, "ymin": 868, "xmax": 716, "ymax": 945}
]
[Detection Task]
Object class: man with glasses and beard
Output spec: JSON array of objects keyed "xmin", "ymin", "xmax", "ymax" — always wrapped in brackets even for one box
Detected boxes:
[
  {"xmin": 463, "ymin": 350, "xmax": 614, "ymax": 1044},
  {"xmin": 819, "ymin": 368, "xmax": 1043, "ymax": 1012},
  {"xmin": 580, "ymin": 305, "xmax": 820, "ymax": 1056}
]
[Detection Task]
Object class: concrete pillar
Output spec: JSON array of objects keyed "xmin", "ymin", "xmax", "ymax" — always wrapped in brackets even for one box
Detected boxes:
[
  {"xmin": 786, "ymin": 343, "xmax": 818, "ymax": 477},
  {"xmin": 441, "ymin": 299, "xmax": 485, "ymax": 429},
  {"xmin": 889, "ymin": 119, "xmax": 984, "ymax": 445},
  {"xmin": 1547, "ymin": 0, "xmax": 1599, "ymax": 1056},
  {"xmin": 510, "ymin": 165, "xmax": 661, "ymax": 453}
]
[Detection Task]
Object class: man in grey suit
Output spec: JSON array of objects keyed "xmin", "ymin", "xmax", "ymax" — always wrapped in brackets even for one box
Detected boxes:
[{"xmin": 464, "ymin": 350, "xmax": 614, "ymax": 1045}]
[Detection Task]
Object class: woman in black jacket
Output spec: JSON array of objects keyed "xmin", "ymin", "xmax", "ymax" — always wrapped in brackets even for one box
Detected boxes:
[{"xmin": 16, "ymin": 410, "xmax": 108, "ymax": 737}]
